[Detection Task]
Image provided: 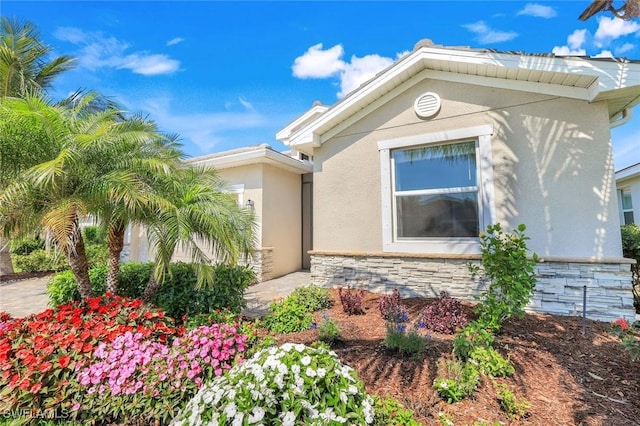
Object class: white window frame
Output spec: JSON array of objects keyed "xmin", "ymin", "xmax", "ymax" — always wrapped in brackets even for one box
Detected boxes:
[
  {"xmin": 620, "ymin": 187, "xmax": 635, "ymax": 225},
  {"xmin": 378, "ymin": 124, "xmax": 495, "ymax": 254}
]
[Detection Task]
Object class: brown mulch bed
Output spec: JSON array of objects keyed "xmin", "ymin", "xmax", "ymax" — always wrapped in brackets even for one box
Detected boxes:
[{"xmin": 272, "ymin": 289, "xmax": 639, "ymax": 426}]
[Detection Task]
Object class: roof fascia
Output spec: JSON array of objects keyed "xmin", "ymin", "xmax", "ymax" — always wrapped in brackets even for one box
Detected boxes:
[
  {"xmin": 276, "ymin": 104, "xmax": 329, "ymax": 144},
  {"xmin": 287, "ymin": 46, "xmax": 640, "ymax": 148},
  {"xmin": 616, "ymin": 162, "xmax": 640, "ymax": 182},
  {"xmin": 190, "ymin": 147, "xmax": 312, "ymax": 174}
]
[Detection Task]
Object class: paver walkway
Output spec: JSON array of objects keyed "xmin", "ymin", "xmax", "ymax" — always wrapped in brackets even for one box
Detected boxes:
[
  {"xmin": 0, "ymin": 275, "xmax": 52, "ymax": 317},
  {"xmin": 0, "ymin": 271, "xmax": 311, "ymax": 319}
]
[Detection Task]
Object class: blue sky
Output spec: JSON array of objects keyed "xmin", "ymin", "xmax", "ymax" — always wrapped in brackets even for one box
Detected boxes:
[{"xmin": 2, "ymin": 1, "xmax": 640, "ymax": 169}]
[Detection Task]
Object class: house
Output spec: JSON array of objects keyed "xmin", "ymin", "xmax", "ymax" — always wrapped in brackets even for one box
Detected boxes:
[
  {"xmin": 276, "ymin": 39, "xmax": 640, "ymax": 322},
  {"xmin": 128, "ymin": 144, "xmax": 312, "ymax": 282},
  {"xmin": 615, "ymin": 162, "xmax": 640, "ymax": 226}
]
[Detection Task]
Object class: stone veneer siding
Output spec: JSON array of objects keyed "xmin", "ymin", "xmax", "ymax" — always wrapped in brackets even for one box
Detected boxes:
[
  {"xmin": 309, "ymin": 251, "xmax": 637, "ymax": 322},
  {"xmin": 241, "ymin": 247, "xmax": 274, "ymax": 283}
]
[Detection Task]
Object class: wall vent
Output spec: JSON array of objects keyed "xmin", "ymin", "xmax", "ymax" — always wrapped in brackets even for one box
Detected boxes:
[{"xmin": 414, "ymin": 92, "xmax": 441, "ymax": 119}]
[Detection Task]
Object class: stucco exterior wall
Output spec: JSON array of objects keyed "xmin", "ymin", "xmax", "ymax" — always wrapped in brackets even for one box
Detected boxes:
[
  {"xmin": 313, "ymin": 75, "xmax": 623, "ymax": 260},
  {"xmin": 261, "ymin": 164, "xmax": 303, "ymax": 278}
]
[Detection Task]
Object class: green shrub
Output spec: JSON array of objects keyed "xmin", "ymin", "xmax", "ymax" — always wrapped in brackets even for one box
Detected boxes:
[
  {"xmin": 289, "ymin": 284, "xmax": 331, "ymax": 312},
  {"xmin": 10, "ymin": 237, "xmax": 44, "ymax": 255},
  {"xmin": 84, "ymin": 243, "xmax": 108, "ymax": 268},
  {"xmin": 172, "ymin": 343, "xmax": 375, "ymax": 425},
  {"xmin": 263, "ymin": 297, "xmax": 314, "ymax": 333},
  {"xmin": 452, "ymin": 321, "xmax": 496, "ymax": 361},
  {"xmin": 12, "ymin": 249, "xmax": 66, "ymax": 273},
  {"xmin": 152, "ymin": 263, "xmax": 254, "ymax": 320},
  {"xmin": 496, "ymin": 383, "xmax": 530, "ymax": 419},
  {"xmin": 317, "ymin": 312, "xmax": 341, "ymax": 344},
  {"xmin": 47, "ymin": 262, "xmax": 254, "ymax": 320},
  {"xmin": 116, "ymin": 261, "xmax": 152, "ymax": 297},
  {"xmin": 82, "ymin": 225, "xmax": 106, "ymax": 245},
  {"xmin": 433, "ymin": 358, "xmax": 480, "ymax": 403},
  {"xmin": 469, "ymin": 223, "xmax": 538, "ymax": 331},
  {"xmin": 384, "ymin": 323, "xmax": 427, "ymax": 357},
  {"xmin": 621, "ymin": 224, "xmax": 640, "ymax": 312},
  {"xmin": 372, "ymin": 397, "xmax": 421, "ymax": 426},
  {"xmin": 469, "ymin": 346, "xmax": 515, "ymax": 377}
]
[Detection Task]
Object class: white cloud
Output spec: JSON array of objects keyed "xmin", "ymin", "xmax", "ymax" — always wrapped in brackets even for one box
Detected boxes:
[
  {"xmin": 337, "ymin": 54, "xmax": 393, "ymax": 98},
  {"xmin": 552, "ymin": 29, "xmax": 587, "ymax": 56},
  {"xmin": 594, "ymin": 16, "xmax": 640, "ymax": 41},
  {"xmin": 53, "ymin": 27, "xmax": 88, "ymax": 44},
  {"xmin": 136, "ymin": 97, "xmax": 267, "ymax": 153},
  {"xmin": 517, "ymin": 3, "xmax": 557, "ymax": 18},
  {"xmin": 567, "ymin": 29, "xmax": 588, "ymax": 50},
  {"xmin": 593, "ymin": 50, "xmax": 614, "ymax": 58},
  {"xmin": 463, "ymin": 21, "xmax": 518, "ymax": 44},
  {"xmin": 166, "ymin": 37, "xmax": 185, "ymax": 47},
  {"xmin": 616, "ymin": 42, "xmax": 635, "ymax": 54},
  {"xmin": 552, "ymin": 45, "xmax": 587, "ymax": 56},
  {"xmin": 238, "ymin": 97, "xmax": 254, "ymax": 111},
  {"xmin": 292, "ymin": 43, "xmax": 395, "ymax": 98},
  {"xmin": 53, "ymin": 26, "xmax": 180, "ymax": 76},
  {"xmin": 117, "ymin": 53, "xmax": 180, "ymax": 75},
  {"xmin": 292, "ymin": 43, "xmax": 345, "ymax": 78}
]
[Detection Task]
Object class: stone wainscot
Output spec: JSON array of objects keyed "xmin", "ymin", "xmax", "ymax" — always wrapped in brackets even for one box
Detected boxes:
[{"xmin": 309, "ymin": 251, "xmax": 637, "ymax": 322}]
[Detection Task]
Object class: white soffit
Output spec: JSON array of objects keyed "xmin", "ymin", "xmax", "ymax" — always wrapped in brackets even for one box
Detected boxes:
[
  {"xmin": 285, "ymin": 44, "xmax": 640, "ymax": 149},
  {"xmin": 189, "ymin": 146, "xmax": 312, "ymax": 174}
]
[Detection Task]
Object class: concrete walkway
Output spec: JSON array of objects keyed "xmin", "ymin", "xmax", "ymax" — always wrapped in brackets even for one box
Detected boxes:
[
  {"xmin": 0, "ymin": 271, "xmax": 311, "ymax": 319},
  {"xmin": 0, "ymin": 275, "xmax": 52, "ymax": 318},
  {"xmin": 242, "ymin": 271, "xmax": 311, "ymax": 318}
]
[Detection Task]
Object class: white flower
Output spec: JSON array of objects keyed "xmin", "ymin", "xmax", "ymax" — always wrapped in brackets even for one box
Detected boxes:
[
  {"xmin": 291, "ymin": 364, "xmax": 301, "ymax": 375},
  {"xmin": 281, "ymin": 411, "xmax": 296, "ymax": 426},
  {"xmin": 232, "ymin": 412, "xmax": 244, "ymax": 426},
  {"xmin": 294, "ymin": 343, "xmax": 306, "ymax": 352},
  {"xmin": 439, "ymin": 380, "xmax": 448, "ymax": 389},
  {"xmin": 363, "ymin": 396, "xmax": 375, "ymax": 424},
  {"xmin": 301, "ymin": 355, "xmax": 312, "ymax": 366},
  {"xmin": 248, "ymin": 407, "xmax": 265, "ymax": 424},
  {"xmin": 339, "ymin": 391, "xmax": 348, "ymax": 404},
  {"xmin": 306, "ymin": 367, "xmax": 316, "ymax": 377},
  {"xmin": 223, "ymin": 402, "xmax": 237, "ymax": 418},
  {"xmin": 316, "ymin": 367, "xmax": 327, "ymax": 378}
]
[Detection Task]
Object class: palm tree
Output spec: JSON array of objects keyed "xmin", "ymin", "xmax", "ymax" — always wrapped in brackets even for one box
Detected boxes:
[
  {"xmin": 0, "ymin": 17, "xmax": 75, "ymax": 97},
  {"xmin": 142, "ymin": 166, "xmax": 256, "ymax": 302},
  {"xmin": 92, "ymin": 121, "xmax": 183, "ymax": 294},
  {"xmin": 0, "ymin": 93, "xmax": 175, "ymax": 298},
  {"xmin": 0, "ymin": 17, "xmax": 75, "ymax": 276}
]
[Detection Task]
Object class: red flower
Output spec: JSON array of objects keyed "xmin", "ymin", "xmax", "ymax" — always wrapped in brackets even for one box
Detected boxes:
[
  {"xmin": 58, "ymin": 356, "xmax": 70, "ymax": 369},
  {"xmin": 613, "ymin": 318, "xmax": 630, "ymax": 331},
  {"xmin": 30, "ymin": 382, "xmax": 43, "ymax": 394},
  {"xmin": 129, "ymin": 312, "xmax": 140, "ymax": 321},
  {"xmin": 18, "ymin": 378, "xmax": 31, "ymax": 391},
  {"xmin": 39, "ymin": 362, "xmax": 53, "ymax": 374}
]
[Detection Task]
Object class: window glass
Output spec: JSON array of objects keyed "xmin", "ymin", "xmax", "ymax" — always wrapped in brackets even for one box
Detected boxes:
[
  {"xmin": 392, "ymin": 140, "xmax": 479, "ymax": 239},
  {"xmin": 621, "ymin": 188, "xmax": 634, "ymax": 225},
  {"xmin": 393, "ymin": 142, "xmax": 476, "ymax": 191},
  {"xmin": 396, "ymin": 193, "xmax": 479, "ymax": 238}
]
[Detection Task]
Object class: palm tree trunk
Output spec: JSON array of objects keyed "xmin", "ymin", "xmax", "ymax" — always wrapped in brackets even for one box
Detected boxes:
[
  {"xmin": 0, "ymin": 237, "xmax": 14, "ymax": 275},
  {"xmin": 142, "ymin": 271, "xmax": 161, "ymax": 303},
  {"xmin": 67, "ymin": 226, "xmax": 92, "ymax": 299},
  {"xmin": 106, "ymin": 222, "xmax": 125, "ymax": 295}
]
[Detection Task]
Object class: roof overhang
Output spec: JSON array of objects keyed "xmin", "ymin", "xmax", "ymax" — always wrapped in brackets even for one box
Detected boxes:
[
  {"xmin": 187, "ymin": 145, "xmax": 312, "ymax": 175},
  {"xmin": 616, "ymin": 162, "xmax": 640, "ymax": 183},
  {"xmin": 278, "ymin": 43, "xmax": 640, "ymax": 151}
]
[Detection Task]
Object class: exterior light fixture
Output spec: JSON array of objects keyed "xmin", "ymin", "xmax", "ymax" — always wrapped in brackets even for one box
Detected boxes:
[{"xmin": 245, "ymin": 199, "xmax": 255, "ymax": 210}]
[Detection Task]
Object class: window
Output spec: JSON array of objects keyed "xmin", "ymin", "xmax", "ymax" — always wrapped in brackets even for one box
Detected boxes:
[
  {"xmin": 226, "ymin": 184, "xmax": 245, "ymax": 207},
  {"xmin": 621, "ymin": 188, "xmax": 634, "ymax": 225},
  {"xmin": 378, "ymin": 125, "xmax": 494, "ymax": 254}
]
